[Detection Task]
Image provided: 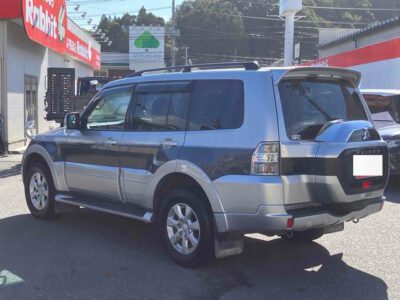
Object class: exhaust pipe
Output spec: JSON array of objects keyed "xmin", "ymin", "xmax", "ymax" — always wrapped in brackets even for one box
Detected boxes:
[
  {"xmin": 352, "ymin": 218, "xmax": 360, "ymax": 224},
  {"xmin": 285, "ymin": 231, "xmax": 294, "ymax": 238}
]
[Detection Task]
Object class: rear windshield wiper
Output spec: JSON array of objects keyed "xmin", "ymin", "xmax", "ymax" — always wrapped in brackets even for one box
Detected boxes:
[{"xmin": 305, "ymin": 95, "xmax": 336, "ymax": 121}]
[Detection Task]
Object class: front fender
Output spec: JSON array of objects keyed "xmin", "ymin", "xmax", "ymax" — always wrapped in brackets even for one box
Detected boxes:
[{"xmin": 23, "ymin": 144, "xmax": 67, "ymax": 191}]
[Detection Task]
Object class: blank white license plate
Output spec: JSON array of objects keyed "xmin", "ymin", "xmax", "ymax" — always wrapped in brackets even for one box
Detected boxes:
[{"xmin": 353, "ymin": 155, "xmax": 383, "ymax": 177}]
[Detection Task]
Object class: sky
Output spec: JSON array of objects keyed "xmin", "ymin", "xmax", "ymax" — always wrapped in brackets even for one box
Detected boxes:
[{"xmin": 68, "ymin": 0, "xmax": 184, "ymax": 29}]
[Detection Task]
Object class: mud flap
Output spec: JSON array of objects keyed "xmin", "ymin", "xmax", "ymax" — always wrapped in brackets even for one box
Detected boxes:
[
  {"xmin": 323, "ymin": 222, "xmax": 344, "ymax": 234},
  {"xmin": 215, "ymin": 234, "xmax": 244, "ymax": 259}
]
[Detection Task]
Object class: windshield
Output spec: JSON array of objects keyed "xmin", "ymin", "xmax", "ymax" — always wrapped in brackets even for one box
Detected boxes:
[{"xmin": 279, "ymin": 79, "xmax": 368, "ymax": 140}]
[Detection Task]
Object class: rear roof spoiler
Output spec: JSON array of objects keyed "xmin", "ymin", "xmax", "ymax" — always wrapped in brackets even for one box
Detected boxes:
[{"xmin": 273, "ymin": 67, "xmax": 362, "ymax": 87}]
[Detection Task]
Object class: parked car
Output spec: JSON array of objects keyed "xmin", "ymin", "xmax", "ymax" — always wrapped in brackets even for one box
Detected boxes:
[
  {"xmin": 22, "ymin": 62, "xmax": 389, "ymax": 267},
  {"xmin": 362, "ymin": 89, "xmax": 400, "ymax": 175}
]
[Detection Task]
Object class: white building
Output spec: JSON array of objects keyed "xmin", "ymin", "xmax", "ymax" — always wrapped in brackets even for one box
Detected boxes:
[
  {"xmin": 0, "ymin": 0, "xmax": 101, "ymax": 151},
  {"xmin": 307, "ymin": 17, "xmax": 400, "ymax": 90}
]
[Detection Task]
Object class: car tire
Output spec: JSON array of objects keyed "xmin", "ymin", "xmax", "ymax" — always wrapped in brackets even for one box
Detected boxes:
[
  {"xmin": 158, "ymin": 189, "xmax": 214, "ymax": 268},
  {"xmin": 24, "ymin": 160, "xmax": 57, "ymax": 219},
  {"xmin": 281, "ymin": 228, "xmax": 324, "ymax": 242}
]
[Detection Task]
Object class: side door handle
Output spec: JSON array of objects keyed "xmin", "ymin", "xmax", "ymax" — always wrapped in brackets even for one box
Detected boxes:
[
  {"xmin": 161, "ymin": 139, "xmax": 178, "ymax": 150},
  {"xmin": 104, "ymin": 138, "xmax": 117, "ymax": 147}
]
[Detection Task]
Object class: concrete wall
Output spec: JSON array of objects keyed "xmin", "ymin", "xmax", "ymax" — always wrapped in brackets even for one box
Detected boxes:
[
  {"xmin": 6, "ymin": 20, "xmax": 46, "ymax": 148},
  {"xmin": 354, "ymin": 58, "xmax": 400, "ymax": 90},
  {"xmin": 4, "ymin": 21, "xmax": 94, "ymax": 151},
  {"xmin": 0, "ymin": 21, "xmax": 5, "ymax": 129}
]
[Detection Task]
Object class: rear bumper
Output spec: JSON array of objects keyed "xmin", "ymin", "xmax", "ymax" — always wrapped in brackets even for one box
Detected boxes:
[{"xmin": 214, "ymin": 196, "xmax": 384, "ymax": 234}]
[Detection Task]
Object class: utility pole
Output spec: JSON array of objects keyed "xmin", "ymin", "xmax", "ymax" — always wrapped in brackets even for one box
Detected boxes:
[
  {"xmin": 171, "ymin": 0, "xmax": 176, "ymax": 67},
  {"xmin": 280, "ymin": 0, "xmax": 302, "ymax": 66},
  {"xmin": 183, "ymin": 47, "xmax": 190, "ymax": 65}
]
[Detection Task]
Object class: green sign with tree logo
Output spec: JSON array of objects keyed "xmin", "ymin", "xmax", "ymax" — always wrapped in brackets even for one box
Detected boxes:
[{"xmin": 134, "ymin": 31, "xmax": 160, "ymax": 49}]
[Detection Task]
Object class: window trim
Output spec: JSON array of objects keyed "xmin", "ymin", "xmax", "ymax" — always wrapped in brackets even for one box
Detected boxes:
[
  {"xmin": 124, "ymin": 79, "xmax": 246, "ymax": 133},
  {"xmin": 81, "ymin": 85, "xmax": 135, "ymax": 132},
  {"xmin": 126, "ymin": 81, "xmax": 193, "ymax": 132}
]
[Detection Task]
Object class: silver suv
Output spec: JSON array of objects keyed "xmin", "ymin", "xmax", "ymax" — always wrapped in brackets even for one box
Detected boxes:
[{"xmin": 22, "ymin": 62, "xmax": 389, "ymax": 267}]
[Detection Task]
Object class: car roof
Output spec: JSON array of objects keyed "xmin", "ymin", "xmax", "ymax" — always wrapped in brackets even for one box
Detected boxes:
[{"xmin": 103, "ymin": 66, "xmax": 361, "ymax": 89}]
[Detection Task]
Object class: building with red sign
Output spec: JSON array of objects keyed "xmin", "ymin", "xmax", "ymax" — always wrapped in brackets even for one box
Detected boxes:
[
  {"xmin": 0, "ymin": 0, "xmax": 100, "ymax": 151},
  {"xmin": 306, "ymin": 17, "xmax": 400, "ymax": 90}
]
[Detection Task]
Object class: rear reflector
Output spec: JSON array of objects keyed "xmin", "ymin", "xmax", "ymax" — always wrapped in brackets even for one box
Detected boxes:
[
  {"xmin": 362, "ymin": 180, "xmax": 372, "ymax": 189},
  {"xmin": 287, "ymin": 218, "xmax": 294, "ymax": 229}
]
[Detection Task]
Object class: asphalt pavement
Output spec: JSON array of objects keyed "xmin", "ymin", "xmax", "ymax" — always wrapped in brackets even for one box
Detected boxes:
[{"xmin": 0, "ymin": 155, "xmax": 399, "ymax": 299}]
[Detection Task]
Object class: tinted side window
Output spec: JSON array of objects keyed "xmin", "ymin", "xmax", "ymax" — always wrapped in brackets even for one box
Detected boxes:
[
  {"xmin": 189, "ymin": 80, "xmax": 244, "ymax": 130},
  {"xmin": 131, "ymin": 91, "xmax": 190, "ymax": 131},
  {"xmin": 86, "ymin": 86, "xmax": 132, "ymax": 130}
]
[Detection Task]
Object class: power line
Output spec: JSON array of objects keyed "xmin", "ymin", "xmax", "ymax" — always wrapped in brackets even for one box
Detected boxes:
[
  {"xmin": 70, "ymin": 6, "xmax": 171, "ymax": 19},
  {"xmin": 304, "ymin": 5, "xmax": 400, "ymax": 12}
]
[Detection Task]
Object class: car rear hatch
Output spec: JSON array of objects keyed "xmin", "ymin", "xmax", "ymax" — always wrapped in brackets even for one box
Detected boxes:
[{"xmin": 274, "ymin": 67, "xmax": 389, "ymax": 215}]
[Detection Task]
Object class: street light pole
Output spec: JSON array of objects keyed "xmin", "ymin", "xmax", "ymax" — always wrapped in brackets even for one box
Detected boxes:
[
  {"xmin": 280, "ymin": 0, "xmax": 302, "ymax": 67},
  {"xmin": 184, "ymin": 47, "xmax": 189, "ymax": 65},
  {"xmin": 171, "ymin": 0, "xmax": 176, "ymax": 67},
  {"xmin": 283, "ymin": 14, "xmax": 295, "ymax": 66}
]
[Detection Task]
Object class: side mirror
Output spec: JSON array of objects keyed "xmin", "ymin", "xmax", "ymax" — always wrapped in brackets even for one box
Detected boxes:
[
  {"xmin": 25, "ymin": 120, "xmax": 36, "ymax": 139},
  {"xmin": 64, "ymin": 113, "xmax": 81, "ymax": 130}
]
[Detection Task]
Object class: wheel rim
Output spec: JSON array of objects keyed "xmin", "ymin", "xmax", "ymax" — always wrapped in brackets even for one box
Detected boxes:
[
  {"xmin": 29, "ymin": 172, "xmax": 49, "ymax": 211},
  {"xmin": 166, "ymin": 203, "xmax": 200, "ymax": 255}
]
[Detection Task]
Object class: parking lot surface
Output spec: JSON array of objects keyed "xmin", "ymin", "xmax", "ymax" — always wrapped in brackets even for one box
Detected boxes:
[{"xmin": 0, "ymin": 155, "xmax": 399, "ymax": 299}]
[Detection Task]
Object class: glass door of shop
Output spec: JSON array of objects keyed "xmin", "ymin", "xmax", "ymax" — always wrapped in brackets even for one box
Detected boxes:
[{"xmin": 25, "ymin": 75, "xmax": 39, "ymax": 136}]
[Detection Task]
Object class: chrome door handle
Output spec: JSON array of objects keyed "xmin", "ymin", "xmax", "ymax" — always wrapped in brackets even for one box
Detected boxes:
[
  {"xmin": 104, "ymin": 138, "xmax": 117, "ymax": 147},
  {"xmin": 161, "ymin": 139, "xmax": 178, "ymax": 149}
]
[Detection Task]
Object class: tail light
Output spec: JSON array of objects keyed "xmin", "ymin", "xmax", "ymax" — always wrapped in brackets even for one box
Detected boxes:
[{"xmin": 251, "ymin": 142, "xmax": 280, "ymax": 175}]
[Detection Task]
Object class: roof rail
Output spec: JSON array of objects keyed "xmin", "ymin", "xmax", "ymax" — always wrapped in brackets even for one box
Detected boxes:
[{"xmin": 126, "ymin": 61, "xmax": 260, "ymax": 77}]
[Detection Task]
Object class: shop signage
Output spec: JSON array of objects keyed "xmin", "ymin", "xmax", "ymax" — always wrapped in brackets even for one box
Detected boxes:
[
  {"xmin": 305, "ymin": 38, "xmax": 400, "ymax": 68},
  {"xmin": 66, "ymin": 31, "xmax": 101, "ymax": 69},
  {"xmin": 0, "ymin": 1, "xmax": 22, "ymax": 18},
  {"xmin": 22, "ymin": 0, "xmax": 68, "ymax": 53},
  {"xmin": 18, "ymin": 0, "xmax": 100, "ymax": 69},
  {"xmin": 129, "ymin": 26, "xmax": 165, "ymax": 61}
]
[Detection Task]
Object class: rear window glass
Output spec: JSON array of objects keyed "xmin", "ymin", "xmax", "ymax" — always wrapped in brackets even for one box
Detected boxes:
[
  {"xmin": 189, "ymin": 80, "xmax": 244, "ymax": 131},
  {"xmin": 279, "ymin": 79, "xmax": 368, "ymax": 140}
]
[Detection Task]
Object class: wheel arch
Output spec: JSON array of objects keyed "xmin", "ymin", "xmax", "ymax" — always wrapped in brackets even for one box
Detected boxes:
[
  {"xmin": 151, "ymin": 160, "xmax": 226, "ymax": 216},
  {"xmin": 22, "ymin": 144, "xmax": 62, "ymax": 190}
]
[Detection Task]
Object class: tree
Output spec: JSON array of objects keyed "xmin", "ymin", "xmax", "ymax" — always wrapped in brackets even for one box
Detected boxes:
[
  {"xmin": 230, "ymin": 0, "xmax": 398, "ymax": 62},
  {"xmin": 175, "ymin": 0, "xmax": 245, "ymax": 64},
  {"xmin": 97, "ymin": 7, "xmax": 165, "ymax": 52},
  {"xmin": 136, "ymin": 7, "xmax": 165, "ymax": 26}
]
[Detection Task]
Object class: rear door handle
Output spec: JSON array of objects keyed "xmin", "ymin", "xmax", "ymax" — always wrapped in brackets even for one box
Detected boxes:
[
  {"xmin": 104, "ymin": 138, "xmax": 117, "ymax": 147},
  {"xmin": 161, "ymin": 139, "xmax": 178, "ymax": 150}
]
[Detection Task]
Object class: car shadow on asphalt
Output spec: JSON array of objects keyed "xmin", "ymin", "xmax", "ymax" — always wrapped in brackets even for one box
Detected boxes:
[
  {"xmin": 0, "ymin": 164, "xmax": 21, "ymax": 179},
  {"xmin": 0, "ymin": 210, "xmax": 388, "ymax": 299},
  {"xmin": 385, "ymin": 177, "xmax": 400, "ymax": 204}
]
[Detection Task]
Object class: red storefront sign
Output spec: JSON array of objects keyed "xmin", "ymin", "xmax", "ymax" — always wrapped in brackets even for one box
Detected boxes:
[
  {"xmin": 66, "ymin": 31, "xmax": 101, "ymax": 69},
  {"xmin": 0, "ymin": 0, "xmax": 22, "ymax": 18},
  {"xmin": 22, "ymin": 0, "xmax": 68, "ymax": 54},
  {"xmin": 0, "ymin": 0, "xmax": 101, "ymax": 69},
  {"xmin": 305, "ymin": 38, "xmax": 400, "ymax": 68}
]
